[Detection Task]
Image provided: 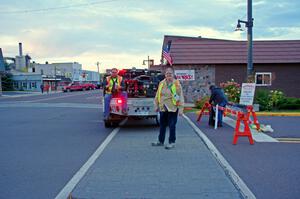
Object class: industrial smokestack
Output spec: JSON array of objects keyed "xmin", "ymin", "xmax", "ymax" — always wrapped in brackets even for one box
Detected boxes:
[{"xmin": 19, "ymin": 42, "xmax": 23, "ymax": 56}]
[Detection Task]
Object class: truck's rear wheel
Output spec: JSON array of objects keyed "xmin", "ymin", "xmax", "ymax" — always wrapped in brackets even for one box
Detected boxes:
[{"xmin": 104, "ymin": 120, "xmax": 111, "ymax": 128}]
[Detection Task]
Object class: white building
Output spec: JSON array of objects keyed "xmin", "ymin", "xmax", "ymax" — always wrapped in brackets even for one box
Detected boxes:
[
  {"xmin": 32, "ymin": 62, "xmax": 82, "ymax": 82},
  {"xmin": 31, "ymin": 62, "xmax": 100, "ymax": 83},
  {"xmin": 79, "ymin": 70, "xmax": 101, "ymax": 83}
]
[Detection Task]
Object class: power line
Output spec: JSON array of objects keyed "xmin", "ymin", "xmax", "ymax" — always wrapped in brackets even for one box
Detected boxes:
[{"xmin": 1, "ymin": 0, "xmax": 121, "ymax": 14}]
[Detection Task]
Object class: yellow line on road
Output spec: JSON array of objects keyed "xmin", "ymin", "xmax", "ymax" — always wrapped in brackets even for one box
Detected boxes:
[
  {"xmin": 276, "ymin": 138, "xmax": 300, "ymax": 143},
  {"xmin": 256, "ymin": 112, "xmax": 300, "ymax": 116}
]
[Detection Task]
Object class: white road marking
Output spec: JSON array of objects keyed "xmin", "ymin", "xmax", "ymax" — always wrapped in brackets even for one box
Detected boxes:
[
  {"xmin": 0, "ymin": 102, "xmax": 100, "ymax": 109},
  {"xmin": 54, "ymin": 127, "xmax": 120, "ymax": 199},
  {"xmin": 183, "ymin": 114, "xmax": 256, "ymax": 199},
  {"xmin": 25, "ymin": 92, "xmax": 94, "ymax": 102},
  {"xmin": 223, "ymin": 117, "xmax": 278, "ymax": 142}
]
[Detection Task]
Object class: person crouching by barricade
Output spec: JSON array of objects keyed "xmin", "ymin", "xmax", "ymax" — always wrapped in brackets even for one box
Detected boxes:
[
  {"xmin": 103, "ymin": 68, "xmax": 127, "ymax": 120},
  {"xmin": 152, "ymin": 67, "xmax": 184, "ymax": 149},
  {"xmin": 208, "ymin": 85, "xmax": 228, "ymax": 127}
]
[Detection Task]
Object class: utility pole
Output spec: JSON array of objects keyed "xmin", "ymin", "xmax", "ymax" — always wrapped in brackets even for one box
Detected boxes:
[
  {"xmin": 147, "ymin": 56, "xmax": 149, "ymax": 68},
  {"xmin": 236, "ymin": 0, "xmax": 254, "ymax": 82},
  {"xmin": 96, "ymin": 61, "xmax": 101, "ymax": 84},
  {"xmin": 143, "ymin": 56, "xmax": 153, "ymax": 69},
  {"xmin": 247, "ymin": 0, "xmax": 254, "ymax": 81},
  {"xmin": 54, "ymin": 66, "xmax": 57, "ymax": 91}
]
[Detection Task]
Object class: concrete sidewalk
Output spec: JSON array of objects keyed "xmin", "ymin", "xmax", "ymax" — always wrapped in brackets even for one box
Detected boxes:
[{"xmin": 69, "ymin": 117, "xmax": 243, "ymax": 199}]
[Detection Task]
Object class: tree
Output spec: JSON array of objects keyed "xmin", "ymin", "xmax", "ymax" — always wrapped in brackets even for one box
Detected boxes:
[{"xmin": 1, "ymin": 73, "xmax": 14, "ymax": 91}]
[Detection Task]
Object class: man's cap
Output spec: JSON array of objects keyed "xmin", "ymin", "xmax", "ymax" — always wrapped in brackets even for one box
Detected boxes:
[{"xmin": 209, "ymin": 85, "xmax": 216, "ymax": 90}]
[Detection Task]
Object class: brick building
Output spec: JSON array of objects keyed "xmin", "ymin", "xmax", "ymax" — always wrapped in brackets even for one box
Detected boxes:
[{"xmin": 151, "ymin": 35, "xmax": 300, "ymax": 103}]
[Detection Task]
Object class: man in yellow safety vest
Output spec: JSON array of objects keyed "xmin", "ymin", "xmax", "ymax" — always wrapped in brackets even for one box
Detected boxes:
[
  {"xmin": 103, "ymin": 68, "xmax": 126, "ymax": 120},
  {"xmin": 152, "ymin": 67, "xmax": 184, "ymax": 149}
]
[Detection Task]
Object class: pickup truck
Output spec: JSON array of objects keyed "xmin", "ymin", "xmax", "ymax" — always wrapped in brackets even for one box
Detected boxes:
[{"xmin": 103, "ymin": 68, "xmax": 163, "ymax": 127}]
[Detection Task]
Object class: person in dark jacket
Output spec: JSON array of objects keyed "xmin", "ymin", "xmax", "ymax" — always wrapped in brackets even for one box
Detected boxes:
[{"xmin": 209, "ymin": 85, "xmax": 228, "ymax": 127}]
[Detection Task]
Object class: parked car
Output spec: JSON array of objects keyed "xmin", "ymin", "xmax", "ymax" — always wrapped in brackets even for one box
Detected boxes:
[
  {"xmin": 62, "ymin": 82, "xmax": 84, "ymax": 92},
  {"xmin": 81, "ymin": 83, "xmax": 96, "ymax": 90}
]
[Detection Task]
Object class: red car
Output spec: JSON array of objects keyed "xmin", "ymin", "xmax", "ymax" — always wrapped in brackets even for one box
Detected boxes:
[
  {"xmin": 81, "ymin": 83, "xmax": 96, "ymax": 90},
  {"xmin": 63, "ymin": 82, "xmax": 84, "ymax": 92}
]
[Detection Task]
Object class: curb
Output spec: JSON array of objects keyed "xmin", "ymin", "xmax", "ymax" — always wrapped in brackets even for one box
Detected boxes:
[{"xmin": 183, "ymin": 114, "xmax": 256, "ymax": 199}]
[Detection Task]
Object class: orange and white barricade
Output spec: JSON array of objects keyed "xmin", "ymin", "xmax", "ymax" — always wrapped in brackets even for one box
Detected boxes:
[{"xmin": 197, "ymin": 102, "xmax": 260, "ymax": 145}]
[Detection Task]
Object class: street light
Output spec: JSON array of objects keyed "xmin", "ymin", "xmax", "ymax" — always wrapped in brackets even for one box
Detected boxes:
[
  {"xmin": 143, "ymin": 56, "xmax": 154, "ymax": 69},
  {"xmin": 235, "ymin": 0, "xmax": 254, "ymax": 82}
]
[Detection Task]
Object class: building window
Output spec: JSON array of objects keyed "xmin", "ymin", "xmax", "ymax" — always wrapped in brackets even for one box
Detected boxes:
[
  {"xmin": 31, "ymin": 82, "xmax": 37, "ymax": 88},
  {"xmin": 22, "ymin": 82, "xmax": 27, "ymax": 88},
  {"xmin": 13, "ymin": 82, "xmax": 19, "ymax": 88},
  {"xmin": 255, "ymin": 72, "xmax": 271, "ymax": 86}
]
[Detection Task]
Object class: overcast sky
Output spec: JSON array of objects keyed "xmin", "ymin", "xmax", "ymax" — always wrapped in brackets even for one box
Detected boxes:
[{"xmin": 1, "ymin": 0, "xmax": 299, "ymax": 72}]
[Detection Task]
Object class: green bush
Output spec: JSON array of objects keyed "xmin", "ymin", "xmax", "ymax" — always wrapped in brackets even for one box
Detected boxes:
[
  {"xmin": 254, "ymin": 89, "xmax": 272, "ymax": 111},
  {"xmin": 269, "ymin": 90, "xmax": 285, "ymax": 110},
  {"xmin": 1, "ymin": 73, "xmax": 14, "ymax": 91},
  {"xmin": 255, "ymin": 89, "xmax": 300, "ymax": 111},
  {"xmin": 194, "ymin": 96, "xmax": 210, "ymax": 109},
  {"xmin": 278, "ymin": 97, "xmax": 300, "ymax": 110},
  {"xmin": 220, "ymin": 79, "xmax": 241, "ymax": 103}
]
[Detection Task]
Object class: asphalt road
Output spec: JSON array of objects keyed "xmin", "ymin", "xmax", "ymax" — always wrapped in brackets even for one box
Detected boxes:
[
  {"xmin": 0, "ymin": 90, "xmax": 112, "ymax": 199},
  {"xmin": 186, "ymin": 112, "xmax": 300, "ymax": 199}
]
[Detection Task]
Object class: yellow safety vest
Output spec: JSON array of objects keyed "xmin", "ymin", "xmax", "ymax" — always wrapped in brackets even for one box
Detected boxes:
[
  {"xmin": 157, "ymin": 79, "xmax": 182, "ymax": 106},
  {"xmin": 106, "ymin": 75, "xmax": 122, "ymax": 94}
]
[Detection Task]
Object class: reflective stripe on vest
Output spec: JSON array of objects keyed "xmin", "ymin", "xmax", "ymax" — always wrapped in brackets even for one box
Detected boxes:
[
  {"xmin": 106, "ymin": 75, "xmax": 122, "ymax": 94},
  {"xmin": 157, "ymin": 80, "xmax": 180, "ymax": 106}
]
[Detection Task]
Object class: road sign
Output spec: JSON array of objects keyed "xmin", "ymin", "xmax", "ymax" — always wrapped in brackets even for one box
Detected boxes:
[{"xmin": 239, "ymin": 83, "xmax": 256, "ymax": 105}]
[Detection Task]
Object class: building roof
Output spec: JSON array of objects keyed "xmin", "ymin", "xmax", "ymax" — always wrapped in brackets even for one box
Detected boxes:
[{"xmin": 163, "ymin": 35, "xmax": 300, "ymax": 64}]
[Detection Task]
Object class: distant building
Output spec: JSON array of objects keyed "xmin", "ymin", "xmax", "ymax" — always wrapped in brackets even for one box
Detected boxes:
[
  {"xmin": 32, "ymin": 62, "xmax": 82, "ymax": 82},
  {"xmin": 80, "ymin": 70, "xmax": 101, "ymax": 83},
  {"xmin": 15, "ymin": 43, "xmax": 31, "ymax": 71},
  {"xmin": 152, "ymin": 35, "xmax": 300, "ymax": 102},
  {"xmin": 11, "ymin": 72, "xmax": 43, "ymax": 92}
]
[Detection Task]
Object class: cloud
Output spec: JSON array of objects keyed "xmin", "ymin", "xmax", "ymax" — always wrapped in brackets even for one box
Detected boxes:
[
  {"xmin": 1, "ymin": 0, "xmax": 299, "ymax": 71},
  {"xmin": 161, "ymin": 25, "xmax": 244, "ymax": 40},
  {"xmin": 256, "ymin": 27, "xmax": 300, "ymax": 40},
  {"xmin": 34, "ymin": 50, "xmax": 161, "ymax": 72}
]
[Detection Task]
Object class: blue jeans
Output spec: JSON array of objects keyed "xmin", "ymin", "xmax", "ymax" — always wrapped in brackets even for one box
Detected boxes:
[
  {"xmin": 158, "ymin": 109, "xmax": 178, "ymax": 144},
  {"xmin": 104, "ymin": 93, "xmax": 112, "ymax": 119},
  {"xmin": 103, "ymin": 92, "xmax": 128, "ymax": 119}
]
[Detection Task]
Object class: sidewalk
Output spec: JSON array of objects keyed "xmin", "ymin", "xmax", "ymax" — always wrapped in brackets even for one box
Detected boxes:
[{"xmin": 69, "ymin": 117, "xmax": 243, "ymax": 199}]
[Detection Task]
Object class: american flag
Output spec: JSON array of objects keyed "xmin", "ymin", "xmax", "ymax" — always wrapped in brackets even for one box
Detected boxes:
[{"xmin": 163, "ymin": 48, "xmax": 173, "ymax": 66}]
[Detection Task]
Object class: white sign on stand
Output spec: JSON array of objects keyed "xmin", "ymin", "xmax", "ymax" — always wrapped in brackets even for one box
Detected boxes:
[{"xmin": 239, "ymin": 83, "xmax": 256, "ymax": 105}]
